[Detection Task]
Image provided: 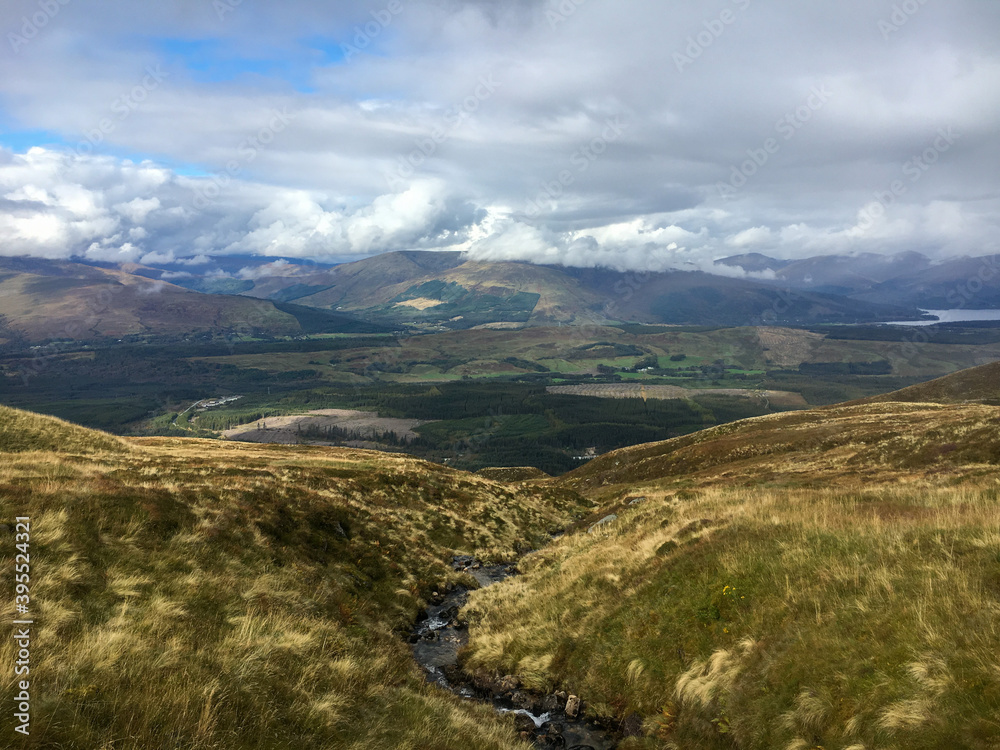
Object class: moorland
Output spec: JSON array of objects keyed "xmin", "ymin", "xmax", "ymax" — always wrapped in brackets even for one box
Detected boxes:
[{"xmin": 3, "ymin": 363, "xmax": 1000, "ymax": 748}]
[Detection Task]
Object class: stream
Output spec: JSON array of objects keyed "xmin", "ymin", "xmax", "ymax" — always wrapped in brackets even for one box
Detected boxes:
[{"xmin": 410, "ymin": 555, "xmax": 620, "ymax": 749}]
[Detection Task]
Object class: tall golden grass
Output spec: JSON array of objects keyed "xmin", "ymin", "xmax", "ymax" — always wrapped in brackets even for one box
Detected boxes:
[
  {"xmin": 0, "ymin": 407, "xmax": 589, "ymax": 748},
  {"xmin": 463, "ymin": 405, "xmax": 1000, "ymax": 749}
]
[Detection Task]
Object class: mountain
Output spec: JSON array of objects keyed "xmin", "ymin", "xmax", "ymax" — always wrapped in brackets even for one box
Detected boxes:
[
  {"xmin": 559, "ymin": 265, "xmax": 924, "ymax": 326},
  {"xmin": 239, "ymin": 250, "xmax": 468, "ymax": 305},
  {"xmin": 852, "ymin": 254, "xmax": 1000, "ymax": 309},
  {"xmin": 714, "ymin": 252, "xmax": 791, "ymax": 274},
  {"xmin": 717, "ymin": 250, "xmax": 935, "ymax": 295},
  {"xmin": 461, "ymin": 370, "xmax": 1000, "ymax": 748},
  {"xmin": 717, "ymin": 251, "xmax": 1000, "ymax": 311},
  {"xmin": 0, "ymin": 256, "xmax": 386, "ymax": 345},
  {"xmin": 0, "ymin": 403, "xmax": 589, "ymax": 749},
  {"xmin": 148, "ymin": 251, "xmax": 923, "ymax": 328}
]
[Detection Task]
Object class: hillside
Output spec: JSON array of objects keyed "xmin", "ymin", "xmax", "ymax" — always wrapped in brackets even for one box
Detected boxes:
[
  {"xmin": 718, "ymin": 251, "xmax": 933, "ymax": 296},
  {"xmin": 859, "ymin": 360, "xmax": 1000, "ymax": 405},
  {"xmin": 0, "ymin": 406, "xmax": 590, "ymax": 749},
  {"xmin": 0, "ymin": 404, "xmax": 130, "ymax": 454},
  {"xmin": 0, "ymin": 257, "xmax": 384, "ymax": 344},
  {"xmin": 562, "ymin": 266, "xmax": 923, "ymax": 327},
  {"xmin": 461, "ymin": 384, "xmax": 1000, "ymax": 748},
  {"xmin": 556, "ymin": 401, "xmax": 1000, "ymax": 496}
]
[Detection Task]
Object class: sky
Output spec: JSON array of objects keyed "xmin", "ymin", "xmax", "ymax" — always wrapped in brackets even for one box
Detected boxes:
[{"xmin": 0, "ymin": 0, "xmax": 998, "ymax": 273}]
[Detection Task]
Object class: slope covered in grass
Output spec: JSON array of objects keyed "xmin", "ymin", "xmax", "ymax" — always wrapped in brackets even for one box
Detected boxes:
[
  {"xmin": 559, "ymin": 401, "xmax": 1000, "ymax": 496},
  {"xmin": 859, "ymin": 360, "xmax": 1000, "ymax": 405},
  {"xmin": 0, "ymin": 408, "xmax": 590, "ymax": 749},
  {"xmin": 0, "ymin": 404, "xmax": 129, "ymax": 454},
  {"xmin": 462, "ymin": 397, "xmax": 1000, "ymax": 749}
]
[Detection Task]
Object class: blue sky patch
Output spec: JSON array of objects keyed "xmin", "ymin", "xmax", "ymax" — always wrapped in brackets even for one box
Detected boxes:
[{"xmin": 150, "ymin": 36, "xmax": 346, "ymax": 93}]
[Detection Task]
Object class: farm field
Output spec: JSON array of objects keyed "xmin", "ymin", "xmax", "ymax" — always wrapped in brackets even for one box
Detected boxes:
[
  {"xmin": 546, "ymin": 383, "xmax": 809, "ymax": 408},
  {"xmin": 4, "ymin": 322, "xmax": 1000, "ymax": 474}
]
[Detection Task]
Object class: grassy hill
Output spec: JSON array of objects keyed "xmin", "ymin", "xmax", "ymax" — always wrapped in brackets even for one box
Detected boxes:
[
  {"xmin": 461, "ymin": 383, "xmax": 1000, "ymax": 748},
  {"xmin": 0, "ymin": 404, "xmax": 129, "ymax": 454},
  {"xmin": 0, "ymin": 406, "xmax": 590, "ymax": 749},
  {"xmin": 859, "ymin": 360, "xmax": 1000, "ymax": 405},
  {"xmin": 557, "ymin": 401, "xmax": 1000, "ymax": 494}
]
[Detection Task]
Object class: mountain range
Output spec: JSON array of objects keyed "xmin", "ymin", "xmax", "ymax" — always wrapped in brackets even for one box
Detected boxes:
[
  {"xmin": 6, "ymin": 248, "xmax": 1000, "ymax": 345},
  {"xmin": 716, "ymin": 250, "xmax": 1000, "ymax": 308},
  {"xmin": 137, "ymin": 250, "xmax": 928, "ymax": 330}
]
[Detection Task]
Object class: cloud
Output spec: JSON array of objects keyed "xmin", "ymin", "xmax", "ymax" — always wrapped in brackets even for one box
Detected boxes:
[
  {"xmin": 726, "ymin": 227, "xmax": 773, "ymax": 249},
  {"xmin": 115, "ymin": 197, "xmax": 160, "ymax": 223},
  {"xmin": 0, "ymin": 0, "xmax": 997, "ymax": 270}
]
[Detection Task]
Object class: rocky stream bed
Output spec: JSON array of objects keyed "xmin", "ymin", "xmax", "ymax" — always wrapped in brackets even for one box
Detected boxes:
[{"xmin": 410, "ymin": 555, "xmax": 621, "ymax": 749}]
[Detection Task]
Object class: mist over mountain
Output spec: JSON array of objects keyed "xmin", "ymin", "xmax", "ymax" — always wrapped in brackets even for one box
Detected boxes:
[
  {"xmin": 718, "ymin": 250, "xmax": 1000, "ymax": 309},
  {"xmin": 123, "ymin": 250, "xmax": 926, "ymax": 330}
]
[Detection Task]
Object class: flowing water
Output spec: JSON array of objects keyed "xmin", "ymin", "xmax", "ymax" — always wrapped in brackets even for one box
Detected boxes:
[{"xmin": 410, "ymin": 557, "xmax": 620, "ymax": 749}]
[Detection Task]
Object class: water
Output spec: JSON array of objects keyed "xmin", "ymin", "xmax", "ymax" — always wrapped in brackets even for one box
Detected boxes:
[
  {"xmin": 410, "ymin": 556, "xmax": 620, "ymax": 749},
  {"xmin": 884, "ymin": 309, "xmax": 1000, "ymax": 326}
]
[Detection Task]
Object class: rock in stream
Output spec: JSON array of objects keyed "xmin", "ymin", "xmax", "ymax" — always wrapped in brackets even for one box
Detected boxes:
[{"xmin": 410, "ymin": 556, "xmax": 620, "ymax": 749}]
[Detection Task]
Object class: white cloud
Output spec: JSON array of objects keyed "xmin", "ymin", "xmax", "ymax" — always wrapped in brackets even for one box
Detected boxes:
[
  {"xmin": 115, "ymin": 197, "xmax": 160, "ymax": 223},
  {"xmin": 726, "ymin": 227, "xmax": 773, "ymax": 248}
]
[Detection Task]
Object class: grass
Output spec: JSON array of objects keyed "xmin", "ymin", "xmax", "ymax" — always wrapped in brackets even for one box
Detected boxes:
[
  {"xmin": 0, "ymin": 404, "xmax": 129, "ymax": 454},
  {"xmin": 461, "ymin": 395, "xmax": 1000, "ymax": 749},
  {"xmin": 0, "ymin": 407, "xmax": 591, "ymax": 749}
]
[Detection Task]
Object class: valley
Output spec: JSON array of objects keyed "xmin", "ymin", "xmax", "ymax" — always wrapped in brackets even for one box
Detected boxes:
[
  {"xmin": 4, "ymin": 3, "xmax": 998, "ymax": 747},
  {"xmin": 5, "ymin": 314, "xmax": 1000, "ymax": 475},
  {"xmin": 3, "ymin": 363, "xmax": 1000, "ymax": 748}
]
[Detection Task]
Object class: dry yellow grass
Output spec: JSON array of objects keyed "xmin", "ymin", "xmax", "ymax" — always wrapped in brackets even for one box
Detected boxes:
[
  {"xmin": 0, "ymin": 406, "xmax": 589, "ymax": 749},
  {"xmin": 462, "ymin": 396, "xmax": 1000, "ymax": 749}
]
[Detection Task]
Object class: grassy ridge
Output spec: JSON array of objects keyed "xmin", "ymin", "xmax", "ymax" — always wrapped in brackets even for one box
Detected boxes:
[
  {"xmin": 462, "ymin": 398, "xmax": 1000, "ymax": 749},
  {"xmin": 0, "ymin": 407, "xmax": 590, "ymax": 749},
  {"xmin": 0, "ymin": 404, "xmax": 129, "ymax": 454}
]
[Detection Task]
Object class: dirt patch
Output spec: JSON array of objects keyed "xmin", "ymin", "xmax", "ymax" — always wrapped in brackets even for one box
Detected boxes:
[
  {"xmin": 395, "ymin": 298, "xmax": 446, "ymax": 310},
  {"xmin": 222, "ymin": 409, "xmax": 434, "ymax": 445}
]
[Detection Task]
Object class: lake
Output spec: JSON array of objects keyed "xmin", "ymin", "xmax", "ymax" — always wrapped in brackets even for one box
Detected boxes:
[{"xmin": 885, "ymin": 309, "xmax": 1000, "ymax": 327}]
